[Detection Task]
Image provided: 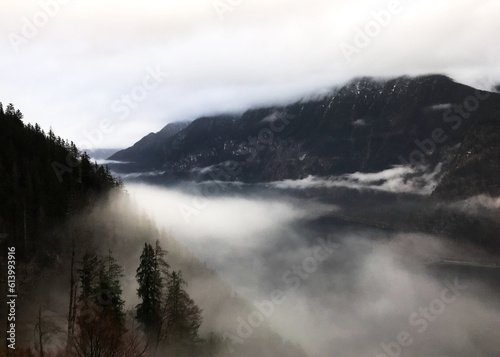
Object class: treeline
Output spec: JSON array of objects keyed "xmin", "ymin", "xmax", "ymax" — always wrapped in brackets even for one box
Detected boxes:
[
  {"xmin": 63, "ymin": 241, "xmax": 212, "ymax": 357},
  {"xmin": 0, "ymin": 103, "xmax": 223, "ymax": 356},
  {"xmin": 0, "ymin": 102, "xmax": 120, "ymax": 258}
]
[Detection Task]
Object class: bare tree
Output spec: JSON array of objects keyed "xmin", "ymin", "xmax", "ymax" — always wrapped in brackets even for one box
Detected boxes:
[
  {"xmin": 66, "ymin": 232, "xmax": 78, "ymax": 352},
  {"xmin": 34, "ymin": 307, "xmax": 63, "ymax": 357},
  {"xmin": 72, "ymin": 305, "xmax": 124, "ymax": 357},
  {"xmin": 73, "ymin": 306, "xmax": 149, "ymax": 357}
]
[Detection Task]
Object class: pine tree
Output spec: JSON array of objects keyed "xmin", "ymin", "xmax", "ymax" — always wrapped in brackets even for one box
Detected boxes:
[
  {"xmin": 155, "ymin": 239, "xmax": 170, "ymax": 284},
  {"xmin": 136, "ymin": 242, "xmax": 202, "ymax": 352},
  {"xmin": 5, "ymin": 103, "xmax": 15, "ymax": 116},
  {"xmin": 136, "ymin": 243, "xmax": 162, "ymax": 338},
  {"xmin": 163, "ymin": 271, "xmax": 202, "ymax": 349},
  {"xmin": 76, "ymin": 250, "xmax": 126, "ymax": 324},
  {"xmin": 74, "ymin": 251, "xmax": 127, "ymax": 357},
  {"xmin": 97, "ymin": 250, "xmax": 126, "ymax": 326},
  {"xmin": 78, "ymin": 252, "xmax": 99, "ymax": 302}
]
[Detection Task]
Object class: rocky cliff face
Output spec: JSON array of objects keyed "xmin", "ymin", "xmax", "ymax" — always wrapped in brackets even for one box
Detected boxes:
[
  {"xmin": 109, "ymin": 75, "xmax": 500, "ymax": 197},
  {"xmin": 433, "ymin": 114, "xmax": 500, "ymax": 198}
]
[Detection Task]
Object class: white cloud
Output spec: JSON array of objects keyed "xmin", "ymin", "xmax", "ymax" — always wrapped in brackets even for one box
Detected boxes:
[
  {"xmin": 271, "ymin": 165, "xmax": 443, "ymax": 195},
  {"xmin": 121, "ymin": 182, "xmax": 500, "ymax": 356},
  {"xmin": 1, "ymin": 0, "xmax": 499, "ymax": 147},
  {"xmin": 447, "ymin": 194, "xmax": 500, "ymax": 216}
]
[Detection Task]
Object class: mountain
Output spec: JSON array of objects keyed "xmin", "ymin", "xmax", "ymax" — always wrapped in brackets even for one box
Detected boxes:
[
  {"xmin": 110, "ymin": 121, "xmax": 189, "ymax": 169},
  {"xmin": 109, "ymin": 75, "xmax": 500, "ymax": 197},
  {"xmin": 87, "ymin": 148, "xmax": 121, "ymax": 160},
  {"xmin": 432, "ymin": 114, "xmax": 500, "ymax": 198}
]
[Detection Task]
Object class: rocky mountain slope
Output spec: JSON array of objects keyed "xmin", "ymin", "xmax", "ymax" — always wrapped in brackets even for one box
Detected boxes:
[
  {"xmin": 109, "ymin": 75, "xmax": 500, "ymax": 197},
  {"xmin": 110, "ymin": 121, "xmax": 189, "ymax": 168}
]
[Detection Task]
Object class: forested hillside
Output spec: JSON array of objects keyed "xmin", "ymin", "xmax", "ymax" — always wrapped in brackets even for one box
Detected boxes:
[
  {"xmin": 0, "ymin": 103, "xmax": 307, "ymax": 357},
  {"xmin": 0, "ymin": 102, "xmax": 120, "ymax": 258}
]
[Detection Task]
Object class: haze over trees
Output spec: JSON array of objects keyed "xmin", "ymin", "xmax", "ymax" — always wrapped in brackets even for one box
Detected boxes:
[{"xmin": 0, "ymin": 103, "xmax": 307, "ymax": 357}]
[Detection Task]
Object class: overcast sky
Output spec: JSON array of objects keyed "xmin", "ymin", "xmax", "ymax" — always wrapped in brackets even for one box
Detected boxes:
[{"xmin": 1, "ymin": 0, "xmax": 499, "ymax": 149}]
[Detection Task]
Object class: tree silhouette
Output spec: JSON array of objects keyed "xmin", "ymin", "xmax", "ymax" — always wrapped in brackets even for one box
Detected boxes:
[
  {"xmin": 162, "ymin": 270, "xmax": 202, "ymax": 352},
  {"xmin": 97, "ymin": 250, "xmax": 126, "ymax": 325},
  {"xmin": 78, "ymin": 252, "xmax": 99, "ymax": 302},
  {"xmin": 73, "ymin": 251, "xmax": 126, "ymax": 357},
  {"xmin": 136, "ymin": 243, "xmax": 162, "ymax": 340}
]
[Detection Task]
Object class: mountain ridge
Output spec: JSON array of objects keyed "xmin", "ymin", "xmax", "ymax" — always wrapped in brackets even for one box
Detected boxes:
[{"xmin": 108, "ymin": 74, "xmax": 500, "ymax": 197}]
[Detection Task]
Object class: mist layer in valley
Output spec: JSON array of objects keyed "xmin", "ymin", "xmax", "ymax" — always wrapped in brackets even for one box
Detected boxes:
[{"xmin": 124, "ymin": 178, "xmax": 500, "ymax": 357}]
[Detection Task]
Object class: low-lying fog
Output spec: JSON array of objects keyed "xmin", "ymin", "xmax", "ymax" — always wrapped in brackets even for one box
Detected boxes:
[{"xmin": 126, "ymin": 181, "xmax": 500, "ymax": 357}]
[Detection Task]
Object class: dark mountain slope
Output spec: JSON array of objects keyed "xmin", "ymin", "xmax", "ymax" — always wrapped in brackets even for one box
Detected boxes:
[
  {"xmin": 109, "ymin": 75, "xmax": 500, "ymax": 196},
  {"xmin": 433, "ymin": 110, "xmax": 500, "ymax": 198},
  {"xmin": 110, "ymin": 121, "xmax": 189, "ymax": 169}
]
